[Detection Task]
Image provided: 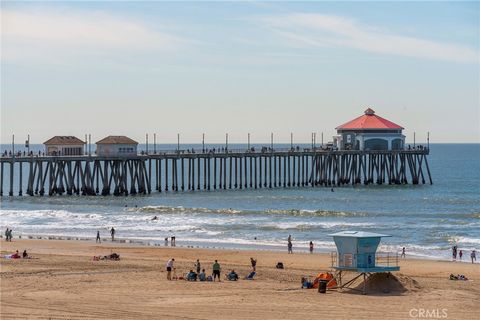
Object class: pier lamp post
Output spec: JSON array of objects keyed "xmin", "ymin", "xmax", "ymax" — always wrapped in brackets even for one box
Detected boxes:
[
  {"xmin": 154, "ymin": 133, "xmax": 157, "ymax": 154},
  {"xmin": 414, "ymin": 132, "xmax": 416, "ymax": 148},
  {"xmin": 290, "ymin": 132, "xmax": 293, "ymax": 150},
  {"xmin": 85, "ymin": 134, "xmax": 87, "ymax": 155},
  {"xmin": 177, "ymin": 133, "xmax": 180, "ymax": 152},
  {"xmin": 427, "ymin": 132, "xmax": 430, "ymax": 150},
  {"xmin": 225, "ymin": 133, "xmax": 229, "ymax": 152},
  {"xmin": 271, "ymin": 132, "xmax": 274, "ymax": 151},
  {"xmin": 314, "ymin": 132, "xmax": 317, "ymax": 150},
  {"xmin": 247, "ymin": 133, "xmax": 250, "ymax": 150},
  {"xmin": 26, "ymin": 134, "xmax": 30, "ymax": 155},
  {"xmin": 12, "ymin": 134, "xmax": 15, "ymax": 158},
  {"xmin": 321, "ymin": 132, "xmax": 324, "ymax": 146},
  {"xmin": 146, "ymin": 133, "xmax": 149, "ymax": 155},
  {"xmin": 88, "ymin": 134, "xmax": 91, "ymax": 156},
  {"xmin": 311, "ymin": 133, "xmax": 314, "ymax": 149},
  {"xmin": 202, "ymin": 133, "xmax": 205, "ymax": 153}
]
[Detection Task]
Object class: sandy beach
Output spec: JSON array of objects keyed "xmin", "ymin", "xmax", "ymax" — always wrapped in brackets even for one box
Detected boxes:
[{"xmin": 1, "ymin": 239, "xmax": 478, "ymax": 320}]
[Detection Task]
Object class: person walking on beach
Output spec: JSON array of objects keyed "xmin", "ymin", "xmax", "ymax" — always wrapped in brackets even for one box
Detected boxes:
[
  {"xmin": 7, "ymin": 229, "xmax": 12, "ymax": 242},
  {"xmin": 195, "ymin": 259, "xmax": 201, "ymax": 274},
  {"xmin": 309, "ymin": 241, "xmax": 314, "ymax": 254},
  {"xmin": 4, "ymin": 228, "xmax": 9, "ymax": 241},
  {"xmin": 96, "ymin": 230, "xmax": 101, "ymax": 243},
  {"xmin": 471, "ymin": 250, "xmax": 477, "ymax": 264},
  {"xmin": 212, "ymin": 260, "xmax": 221, "ymax": 282},
  {"xmin": 287, "ymin": 235, "xmax": 293, "ymax": 254},
  {"xmin": 459, "ymin": 250, "xmax": 463, "ymax": 261},
  {"xmin": 166, "ymin": 258, "xmax": 175, "ymax": 280},
  {"xmin": 250, "ymin": 257, "xmax": 257, "ymax": 272},
  {"xmin": 401, "ymin": 247, "xmax": 406, "ymax": 258},
  {"xmin": 110, "ymin": 227, "xmax": 115, "ymax": 242},
  {"xmin": 171, "ymin": 236, "xmax": 176, "ymax": 246},
  {"xmin": 452, "ymin": 245, "xmax": 457, "ymax": 261}
]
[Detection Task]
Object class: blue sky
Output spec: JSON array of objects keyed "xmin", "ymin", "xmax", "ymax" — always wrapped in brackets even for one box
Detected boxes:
[{"xmin": 1, "ymin": 1, "xmax": 478, "ymax": 144}]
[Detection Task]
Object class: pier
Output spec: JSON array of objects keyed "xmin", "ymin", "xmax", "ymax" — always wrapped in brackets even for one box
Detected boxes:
[{"xmin": 0, "ymin": 148, "xmax": 432, "ymax": 197}]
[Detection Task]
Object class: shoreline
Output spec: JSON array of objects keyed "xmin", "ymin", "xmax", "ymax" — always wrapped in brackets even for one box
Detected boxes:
[{"xmin": 1, "ymin": 232, "xmax": 470, "ymax": 263}]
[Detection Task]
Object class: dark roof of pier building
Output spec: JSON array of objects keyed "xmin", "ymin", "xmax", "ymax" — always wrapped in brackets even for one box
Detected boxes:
[
  {"xmin": 44, "ymin": 136, "xmax": 85, "ymax": 145},
  {"xmin": 96, "ymin": 136, "xmax": 138, "ymax": 145},
  {"xmin": 336, "ymin": 108, "xmax": 404, "ymax": 130}
]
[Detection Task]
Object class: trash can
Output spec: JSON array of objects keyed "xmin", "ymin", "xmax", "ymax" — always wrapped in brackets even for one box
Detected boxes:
[{"xmin": 318, "ymin": 280, "xmax": 328, "ymax": 293}]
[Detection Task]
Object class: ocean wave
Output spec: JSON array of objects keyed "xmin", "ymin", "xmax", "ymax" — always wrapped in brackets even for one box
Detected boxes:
[
  {"xmin": 259, "ymin": 222, "xmax": 375, "ymax": 231},
  {"xmin": 136, "ymin": 205, "xmax": 364, "ymax": 217}
]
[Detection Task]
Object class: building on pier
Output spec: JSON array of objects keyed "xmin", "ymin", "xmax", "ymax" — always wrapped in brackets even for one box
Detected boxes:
[
  {"xmin": 96, "ymin": 135, "xmax": 138, "ymax": 156},
  {"xmin": 333, "ymin": 108, "xmax": 405, "ymax": 151},
  {"xmin": 43, "ymin": 136, "xmax": 85, "ymax": 156}
]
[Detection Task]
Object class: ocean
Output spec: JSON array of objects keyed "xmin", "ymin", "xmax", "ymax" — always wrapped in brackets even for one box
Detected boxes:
[{"xmin": 1, "ymin": 143, "xmax": 479, "ymax": 260}]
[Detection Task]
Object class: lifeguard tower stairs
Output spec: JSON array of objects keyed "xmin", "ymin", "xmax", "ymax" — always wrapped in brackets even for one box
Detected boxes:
[{"xmin": 329, "ymin": 231, "xmax": 400, "ymax": 294}]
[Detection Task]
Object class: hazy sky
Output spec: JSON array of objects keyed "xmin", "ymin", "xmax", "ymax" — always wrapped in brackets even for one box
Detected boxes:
[{"xmin": 1, "ymin": 1, "xmax": 479, "ymax": 144}]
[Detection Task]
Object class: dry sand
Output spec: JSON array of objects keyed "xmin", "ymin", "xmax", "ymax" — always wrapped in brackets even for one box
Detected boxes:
[{"xmin": 1, "ymin": 239, "xmax": 478, "ymax": 320}]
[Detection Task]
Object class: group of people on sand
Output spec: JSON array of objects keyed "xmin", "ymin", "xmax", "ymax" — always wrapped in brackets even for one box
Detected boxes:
[
  {"xmin": 166, "ymin": 257, "xmax": 257, "ymax": 282},
  {"xmin": 4, "ymin": 228, "xmax": 13, "ymax": 241},
  {"xmin": 452, "ymin": 245, "xmax": 476, "ymax": 263},
  {"xmin": 4, "ymin": 249, "xmax": 29, "ymax": 259}
]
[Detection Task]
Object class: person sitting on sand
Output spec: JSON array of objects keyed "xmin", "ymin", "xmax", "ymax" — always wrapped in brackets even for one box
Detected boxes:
[
  {"xmin": 212, "ymin": 260, "xmax": 221, "ymax": 282},
  {"xmin": 198, "ymin": 269, "xmax": 206, "ymax": 281},
  {"xmin": 187, "ymin": 270, "xmax": 197, "ymax": 281},
  {"xmin": 227, "ymin": 270, "xmax": 239, "ymax": 281},
  {"xmin": 22, "ymin": 250, "xmax": 28, "ymax": 258},
  {"xmin": 11, "ymin": 250, "xmax": 21, "ymax": 259}
]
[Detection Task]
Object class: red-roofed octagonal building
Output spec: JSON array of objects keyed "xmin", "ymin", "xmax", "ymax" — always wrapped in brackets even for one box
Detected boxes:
[{"xmin": 333, "ymin": 108, "xmax": 405, "ymax": 151}]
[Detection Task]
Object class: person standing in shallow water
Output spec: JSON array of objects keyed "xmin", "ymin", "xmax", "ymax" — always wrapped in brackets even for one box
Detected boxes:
[
  {"xmin": 309, "ymin": 241, "xmax": 314, "ymax": 254},
  {"xmin": 287, "ymin": 235, "xmax": 293, "ymax": 254},
  {"xmin": 96, "ymin": 231, "xmax": 101, "ymax": 243},
  {"xmin": 110, "ymin": 227, "xmax": 115, "ymax": 241}
]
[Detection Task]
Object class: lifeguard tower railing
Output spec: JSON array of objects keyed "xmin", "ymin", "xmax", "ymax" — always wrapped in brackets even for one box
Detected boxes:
[{"xmin": 330, "ymin": 251, "xmax": 399, "ymax": 272}]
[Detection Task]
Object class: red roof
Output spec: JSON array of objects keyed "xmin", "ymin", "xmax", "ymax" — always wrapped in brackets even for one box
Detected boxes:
[{"xmin": 336, "ymin": 108, "xmax": 403, "ymax": 130}]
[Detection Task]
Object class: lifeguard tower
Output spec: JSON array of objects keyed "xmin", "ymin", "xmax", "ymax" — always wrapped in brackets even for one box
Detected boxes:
[{"xmin": 330, "ymin": 231, "xmax": 399, "ymax": 294}]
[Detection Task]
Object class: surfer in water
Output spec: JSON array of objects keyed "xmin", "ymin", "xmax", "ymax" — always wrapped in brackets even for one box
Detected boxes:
[{"xmin": 152, "ymin": 216, "xmax": 158, "ymax": 221}]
